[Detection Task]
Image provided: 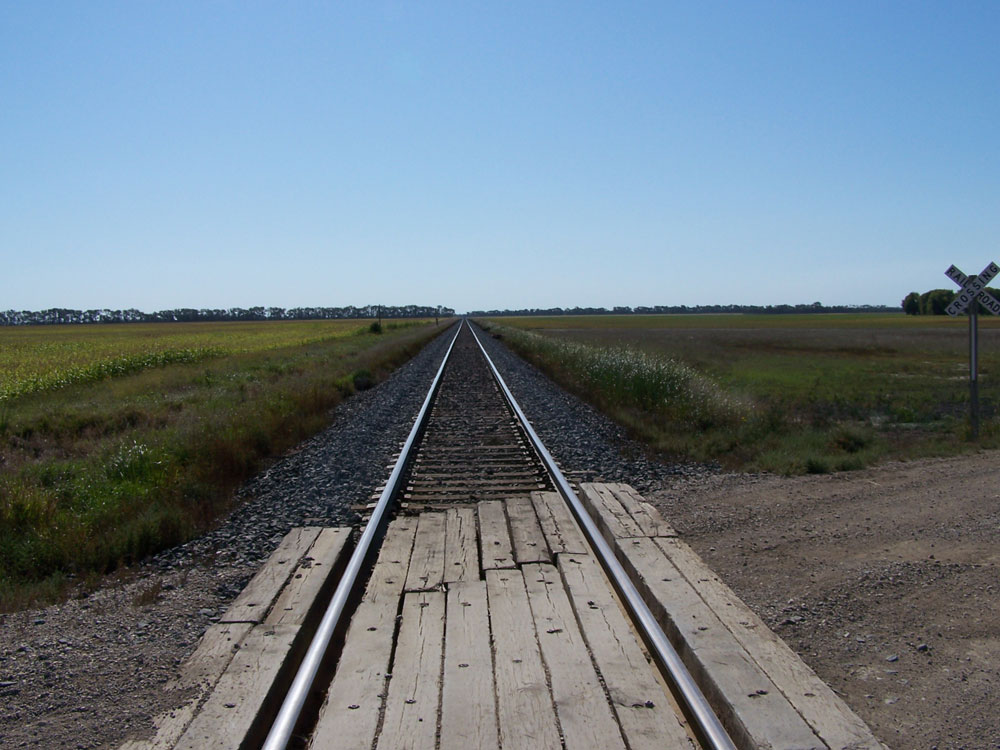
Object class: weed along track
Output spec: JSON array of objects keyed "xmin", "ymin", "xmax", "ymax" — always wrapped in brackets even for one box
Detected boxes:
[{"xmin": 132, "ymin": 321, "xmax": 884, "ymax": 750}]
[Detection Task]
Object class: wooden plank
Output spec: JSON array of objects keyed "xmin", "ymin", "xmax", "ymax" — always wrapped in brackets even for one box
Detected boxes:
[
  {"xmin": 531, "ymin": 491, "xmax": 589, "ymax": 554},
  {"xmin": 522, "ymin": 563, "xmax": 627, "ymax": 750},
  {"xmin": 579, "ymin": 483, "xmax": 645, "ymax": 540},
  {"xmin": 440, "ymin": 581, "xmax": 498, "ymax": 750},
  {"xmin": 119, "ymin": 623, "xmax": 254, "ymax": 749},
  {"xmin": 266, "ymin": 528, "xmax": 351, "ymax": 626},
  {"xmin": 310, "ymin": 518, "xmax": 417, "ymax": 750},
  {"xmin": 170, "ymin": 622, "xmax": 254, "ymax": 691},
  {"xmin": 478, "ymin": 500, "xmax": 515, "ymax": 570},
  {"xmin": 608, "ymin": 483, "xmax": 677, "ymax": 537},
  {"xmin": 506, "ymin": 497, "xmax": 552, "ymax": 565},
  {"xmin": 221, "ymin": 527, "xmax": 322, "ymax": 624},
  {"xmin": 404, "ymin": 511, "xmax": 447, "ymax": 591},
  {"xmin": 655, "ymin": 536, "xmax": 884, "ymax": 750},
  {"xmin": 443, "ymin": 506, "xmax": 479, "ymax": 583},
  {"xmin": 175, "ymin": 624, "xmax": 299, "ymax": 750},
  {"xmin": 366, "ymin": 517, "xmax": 419, "ymax": 603},
  {"xmin": 618, "ymin": 537, "xmax": 824, "ymax": 750},
  {"xmin": 557, "ymin": 553, "xmax": 694, "ymax": 750},
  {"xmin": 375, "ymin": 591, "xmax": 446, "ymax": 750},
  {"xmin": 485, "ymin": 568, "xmax": 560, "ymax": 750}
]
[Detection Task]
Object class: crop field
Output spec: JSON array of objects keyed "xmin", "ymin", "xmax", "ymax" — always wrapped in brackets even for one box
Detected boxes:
[
  {"xmin": 0, "ymin": 319, "xmax": 373, "ymax": 402},
  {"xmin": 481, "ymin": 314, "xmax": 1000, "ymax": 473},
  {"xmin": 0, "ymin": 318, "xmax": 444, "ymax": 608}
]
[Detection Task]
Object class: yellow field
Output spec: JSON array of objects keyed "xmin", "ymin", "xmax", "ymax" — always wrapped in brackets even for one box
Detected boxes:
[{"xmin": 0, "ymin": 320, "xmax": 371, "ymax": 402}]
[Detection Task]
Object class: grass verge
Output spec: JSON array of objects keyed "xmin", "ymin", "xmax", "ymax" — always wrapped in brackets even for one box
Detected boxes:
[
  {"xmin": 479, "ymin": 318, "xmax": 996, "ymax": 474},
  {"xmin": 0, "ymin": 320, "xmax": 448, "ymax": 609}
]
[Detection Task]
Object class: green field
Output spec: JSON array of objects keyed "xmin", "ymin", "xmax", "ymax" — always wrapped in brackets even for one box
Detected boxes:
[
  {"xmin": 481, "ymin": 314, "xmax": 999, "ymax": 473},
  {"xmin": 0, "ymin": 319, "xmax": 443, "ymax": 608}
]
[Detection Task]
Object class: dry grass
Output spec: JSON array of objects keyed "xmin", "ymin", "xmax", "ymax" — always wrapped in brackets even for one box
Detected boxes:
[{"xmin": 0, "ymin": 319, "xmax": 448, "ymax": 609}]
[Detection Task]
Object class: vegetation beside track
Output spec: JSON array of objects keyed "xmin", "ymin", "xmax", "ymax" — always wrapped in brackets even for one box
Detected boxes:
[
  {"xmin": 480, "ymin": 314, "xmax": 1000, "ymax": 474},
  {"xmin": 0, "ymin": 319, "xmax": 448, "ymax": 609}
]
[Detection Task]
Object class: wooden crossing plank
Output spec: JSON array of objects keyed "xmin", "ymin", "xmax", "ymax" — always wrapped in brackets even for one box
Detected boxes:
[
  {"xmin": 618, "ymin": 537, "xmax": 824, "ymax": 750},
  {"xmin": 655, "ymin": 537, "xmax": 885, "ymax": 750},
  {"xmin": 221, "ymin": 527, "xmax": 322, "ymax": 624},
  {"xmin": 607, "ymin": 483, "xmax": 677, "ymax": 537},
  {"xmin": 522, "ymin": 563, "xmax": 627, "ymax": 750},
  {"xmin": 485, "ymin": 568, "xmax": 560, "ymax": 750},
  {"xmin": 531, "ymin": 491, "xmax": 589, "ymax": 554},
  {"xmin": 174, "ymin": 624, "xmax": 299, "ymax": 750},
  {"xmin": 404, "ymin": 511, "xmax": 447, "ymax": 591},
  {"xmin": 506, "ymin": 497, "xmax": 552, "ymax": 565},
  {"xmin": 118, "ymin": 622, "xmax": 255, "ymax": 750},
  {"xmin": 443, "ymin": 506, "xmax": 478, "ymax": 583},
  {"xmin": 579, "ymin": 484, "xmax": 645, "ymax": 540},
  {"xmin": 375, "ymin": 591, "xmax": 446, "ymax": 750},
  {"xmin": 440, "ymin": 581, "xmax": 498, "ymax": 750},
  {"xmin": 478, "ymin": 500, "xmax": 515, "ymax": 570},
  {"xmin": 310, "ymin": 518, "xmax": 417, "ymax": 750},
  {"xmin": 556, "ymin": 553, "xmax": 694, "ymax": 750},
  {"xmin": 265, "ymin": 528, "xmax": 351, "ymax": 627}
]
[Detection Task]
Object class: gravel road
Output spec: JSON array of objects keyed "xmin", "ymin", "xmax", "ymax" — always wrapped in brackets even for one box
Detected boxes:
[{"xmin": 1, "ymin": 322, "xmax": 996, "ymax": 749}]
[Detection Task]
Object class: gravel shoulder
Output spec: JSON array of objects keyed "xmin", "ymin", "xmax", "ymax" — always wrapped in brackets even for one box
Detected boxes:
[
  {"xmin": 1, "ymin": 324, "xmax": 997, "ymax": 749},
  {"xmin": 645, "ymin": 454, "xmax": 1000, "ymax": 750}
]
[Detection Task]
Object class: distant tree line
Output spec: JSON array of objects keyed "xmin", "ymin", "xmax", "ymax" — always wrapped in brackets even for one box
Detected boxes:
[
  {"xmin": 0, "ymin": 304, "xmax": 455, "ymax": 326},
  {"xmin": 468, "ymin": 302, "xmax": 897, "ymax": 317},
  {"xmin": 901, "ymin": 289, "xmax": 1000, "ymax": 315}
]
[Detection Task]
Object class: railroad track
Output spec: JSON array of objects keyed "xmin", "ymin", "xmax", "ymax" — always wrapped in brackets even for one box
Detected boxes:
[
  {"xmin": 263, "ymin": 320, "xmax": 733, "ymax": 750},
  {"xmin": 399, "ymin": 322, "xmax": 552, "ymax": 504},
  {"xmin": 139, "ymin": 320, "xmax": 883, "ymax": 750}
]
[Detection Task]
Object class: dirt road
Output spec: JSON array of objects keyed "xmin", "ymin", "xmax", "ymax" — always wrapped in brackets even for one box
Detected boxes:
[{"xmin": 650, "ymin": 451, "xmax": 1000, "ymax": 750}]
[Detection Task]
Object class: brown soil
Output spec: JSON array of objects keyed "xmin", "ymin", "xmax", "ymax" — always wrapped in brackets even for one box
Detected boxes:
[{"xmin": 648, "ymin": 451, "xmax": 1000, "ymax": 750}]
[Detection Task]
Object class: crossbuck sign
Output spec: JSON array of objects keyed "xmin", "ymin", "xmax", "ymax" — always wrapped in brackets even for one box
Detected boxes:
[
  {"xmin": 945, "ymin": 261, "xmax": 1000, "ymax": 316},
  {"xmin": 944, "ymin": 260, "xmax": 1000, "ymax": 438}
]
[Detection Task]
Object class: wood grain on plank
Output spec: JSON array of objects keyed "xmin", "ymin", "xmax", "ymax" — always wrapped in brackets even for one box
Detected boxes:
[
  {"xmin": 375, "ymin": 591, "xmax": 445, "ymax": 750},
  {"xmin": 608, "ymin": 483, "xmax": 677, "ymax": 537},
  {"xmin": 478, "ymin": 500, "xmax": 515, "ymax": 570},
  {"xmin": 404, "ymin": 511, "xmax": 446, "ymax": 592},
  {"xmin": 310, "ymin": 518, "xmax": 417, "ymax": 750},
  {"xmin": 655, "ymin": 536, "xmax": 884, "ymax": 750},
  {"xmin": 556, "ymin": 553, "xmax": 694, "ymax": 750},
  {"xmin": 506, "ymin": 497, "xmax": 552, "ymax": 565},
  {"xmin": 486, "ymin": 568, "xmax": 560, "ymax": 750},
  {"xmin": 266, "ymin": 528, "xmax": 351, "ymax": 626},
  {"xmin": 221, "ymin": 527, "xmax": 322, "ymax": 624},
  {"xmin": 175, "ymin": 624, "xmax": 299, "ymax": 750},
  {"xmin": 440, "ymin": 581, "xmax": 498, "ymax": 750},
  {"xmin": 531, "ymin": 491, "xmax": 589, "ymax": 555},
  {"xmin": 579, "ymin": 484, "xmax": 645, "ymax": 540},
  {"xmin": 619, "ymin": 536, "xmax": 823, "ymax": 750},
  {"xmin": 522, "ymin": 562, "xmax": 627, "ymax": 750},
  {"xmin": 365, "ymin": 517, "xmax": 419, "ymax": 603},
  {"xmin": 443, "ymin": 506, "xmax": 478, "ymax": 583}
]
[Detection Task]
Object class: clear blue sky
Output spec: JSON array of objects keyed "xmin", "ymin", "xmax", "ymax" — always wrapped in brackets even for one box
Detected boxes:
[{"xmin": 2, "ymin": 1, "xmax": 997, "ymax": 313}]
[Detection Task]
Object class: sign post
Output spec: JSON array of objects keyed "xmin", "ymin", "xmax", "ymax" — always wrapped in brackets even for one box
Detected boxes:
[{"xmin": 945, "ymin": 261, "xmax": 1000, "ymax": 438}]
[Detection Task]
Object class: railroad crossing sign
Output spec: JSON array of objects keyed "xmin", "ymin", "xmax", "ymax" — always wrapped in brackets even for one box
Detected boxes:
[
  {"xmin": 945, "ymin": 261, "xmax": 1000, "ymax": 316},
  {"xmin": 944, "ymin": 260, "xmax": 1000, "ymax": 438}
]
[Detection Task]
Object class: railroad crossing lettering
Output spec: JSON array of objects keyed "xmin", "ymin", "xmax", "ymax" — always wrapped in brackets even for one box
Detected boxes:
[{"xmin": 945, "ymin": 261, "xmax": 1000, "ymax": 316}]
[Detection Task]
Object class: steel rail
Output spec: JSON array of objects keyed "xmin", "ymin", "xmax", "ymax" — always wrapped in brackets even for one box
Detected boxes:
[
  {"xmin": 467, "ymin": 322, "xmax": 737, "ymax": 750},
  {"xmin": 261, "ymin": 320, "xmax": 464, "ymax": 750}
]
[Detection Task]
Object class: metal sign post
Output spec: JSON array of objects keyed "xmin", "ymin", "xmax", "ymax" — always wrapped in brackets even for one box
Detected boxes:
[{"xmin": 945, "ymin": 261, "xmax": 1000, "ymax": 438}]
